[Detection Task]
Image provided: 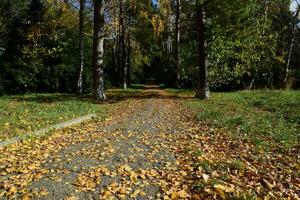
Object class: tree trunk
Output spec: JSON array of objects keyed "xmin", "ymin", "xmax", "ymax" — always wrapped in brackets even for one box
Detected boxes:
[
  {"xmin": 119, "ymin": 0, "xmax": 127, "ymax": 90},
  {"xmin": 284, "ymin": 8, "xmax": 299, "ymax": 88},
  {"xmin": 285, "ymin": 30, "xmax": 295, "ymax": 84},
  {"xmin": 126, "ymin": 14, "xmax": 131, "ymax": 87},
  {"xmin": 195, "ymin": 4, "xmax": 209, "ymax": 100},
  {"xmin": 76, "ymin": 0, "xmax": 85, "ymax": 95},
  {"xmin": 174, "ymin": 0, "xmax": 181, "ymax": 86},
  {"xmin": 248, "ymin": 77, "xmax": 256, "ymax": 90},
  {"xmin": 112, "ymin": 40, "xmax": 117, "ymax": 85},
  {"xmin": 126, "ymin": 5, "xmax": 133, "ymax": 87},
  {"xmin": 93, "ymin": 0, "xmax": 106, "ymax": 101}
]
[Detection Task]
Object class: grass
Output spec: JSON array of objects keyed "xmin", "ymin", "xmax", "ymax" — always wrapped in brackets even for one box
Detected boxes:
[
  {"xmin": 2, "ymin": 88, "xmax": 299, "ymax": 150},
  {"xmin": 167, "ymin": 89, "xmax": 300, "ymax": 150},
  {"xmin": 166, "ymin": 88, "xmax": 195, "ymax": 98},
  {"xmin": 0, "ymin": 93, "xmax": 107, "ymax": 141},
  {"xmin": 0, "ymin": 88, "xmax": 144, "ymax": 142}
]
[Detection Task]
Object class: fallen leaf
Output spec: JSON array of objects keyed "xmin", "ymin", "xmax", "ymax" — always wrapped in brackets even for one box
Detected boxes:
[{"xmin": 214, "ymin": 184, "xmax": 234, "ymax": 193}]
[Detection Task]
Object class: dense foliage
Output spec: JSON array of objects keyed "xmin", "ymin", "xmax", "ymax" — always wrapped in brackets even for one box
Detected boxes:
[{"xmin": 0, "ymin": 0, "xmax": 299, "ymax": 95}]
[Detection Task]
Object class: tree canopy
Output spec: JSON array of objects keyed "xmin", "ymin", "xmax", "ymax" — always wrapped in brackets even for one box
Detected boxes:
[{"xmin": 0, "ymin": 0, "xmax": 299, "ymax": 98}]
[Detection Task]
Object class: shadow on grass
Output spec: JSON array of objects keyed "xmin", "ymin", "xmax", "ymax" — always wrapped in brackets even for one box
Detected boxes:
[
  {"xmin": 5, "ymin": 85, "xmax": 193, "ymax": 105},
  {"xmin": 6, "ymin": 93, "xmax": 91, "ymax": 104},
  {"xmin": 129, "ymin": 84, "xmax": 166, "ymax": 90}
]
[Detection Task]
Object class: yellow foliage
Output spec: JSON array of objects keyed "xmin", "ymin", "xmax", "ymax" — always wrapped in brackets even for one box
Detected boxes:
[{"xmin": 151, "ymin": 15, "xmax": 165, "ymax": 38}]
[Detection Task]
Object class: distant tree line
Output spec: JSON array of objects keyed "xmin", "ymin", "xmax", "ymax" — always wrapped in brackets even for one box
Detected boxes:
[{"xmin": 0, "ymin": 0, "xmax": 299, "ymax": 100}]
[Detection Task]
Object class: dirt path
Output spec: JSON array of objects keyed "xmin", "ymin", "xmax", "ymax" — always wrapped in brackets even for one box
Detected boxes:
[{"xmin": 0, "ymin": 91, "xmax": 195, "ymax": 199}]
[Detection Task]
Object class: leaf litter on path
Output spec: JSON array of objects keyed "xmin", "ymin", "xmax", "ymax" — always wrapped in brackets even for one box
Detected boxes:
[{"xmin": 0, "ymin": 90, "xmax": 299, "ymax": 199}]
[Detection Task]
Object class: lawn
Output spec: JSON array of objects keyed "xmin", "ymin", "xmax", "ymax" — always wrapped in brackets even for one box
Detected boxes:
[
  {"xmin": 0, "ymin": 89, "xmax": 144, "ymax": 142},
  {"xmin": 0, "ymin": 94, "xmax": 104, "ymax": 141},
  {"xmin": 167, "ymin": 89, "xmax": 300, "ymax": 150}
]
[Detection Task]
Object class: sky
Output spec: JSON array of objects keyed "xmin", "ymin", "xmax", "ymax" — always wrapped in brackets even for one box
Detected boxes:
[
  {"xmin": 151, "ymin": 0, "xmax": 298, "ymax": 12},
  {"xmin": 152, "ymin": 0, "xmax": 158, "ymax": 6},
  {"xmin": 290, "ymin": 0, "xmax": 299, "ymax": 12}
]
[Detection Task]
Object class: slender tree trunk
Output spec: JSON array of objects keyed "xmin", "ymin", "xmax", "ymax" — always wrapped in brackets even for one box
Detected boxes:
[
  {"xmin": 119, "ymin": 0, "xmax": 127, "ymax": 89},
  {"xmin": 120, "ymin": 0, "xmax": 128, "ymax": 90},
  {"xmin": 248, "ymin": 77, "xmax": 256, "ymax": 90},
  {"xmin": 195, "ymin": 4, "xmax": 209, "ymax": 100},
  {"xmin": 174, "ymin": 0, "xmax": 181, "ymax": 86},
  {"xmin": 117, "ymin": 20, "xmax": 121, "ymax": 86},
  {"xmin": 284, "ymin": 8, "xmax": 299, "ymax": 88},
  {"xmin": 285, "ymin": 27, "xmax": 297, "ymax": 88},
  {"xmin": 112, "ymin": 40, "xmax": 117, "ymax": 85},
  {"xmin": 126, "ymin": 14, "xmax": 131, "ymax": 87},
  {"xmin": 76, "ymin": 0, "xmax": 85, "ymax": 95},
  {"xmin": 93, "ymin": 0, "xmax": 106, "ymax": 101}
]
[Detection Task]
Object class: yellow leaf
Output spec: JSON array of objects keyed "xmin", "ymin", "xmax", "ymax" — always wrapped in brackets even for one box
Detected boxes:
[
  {"xmin": 21, "ymin": 194, "xmax": 31, "ymax": 200},
  {"xmin": 28, "ymin": 165, "xmax": 38, "ymax": 170},
  {"xmin": 177, "ymin": 190, "xmax": 188, "ymax": 198},
  {"xmin": 34, "ymin": 172, "xmax": 43, "ymax": 180},
  {"xmin": 64, "ymin": 195, "xmax": 78, "ymax": 200},
  {"xmin": 6, "ymin": 167, "xmax": 15, "ymax": 173},
  {"xmin": 124, "ymin": 165, "xmax": 132, "ymax": 172},
  {"xmin": 214, "ymin": 184, "xmax": 234, "ymax": 193},
  {"xmin": 119, "ymin": 187, "xmax": 127, "ymax": 194},
  {"xmin": 39, "ymin": 188, "xmax": 49, "ymax": 196},
  {"xmin": 7, "ymin": 186, "xmax": 17, "ymax": 196},
  {"xmin": 179, "ymin": 171, "xmax": 187, "ymax": 176},
  {"xmin": 263, "ymin": 179, "xmax": 276, "ymax": 190},
  {"xmin": 170, "ymin": 191, "xmax": 178, "ymax": 200}
]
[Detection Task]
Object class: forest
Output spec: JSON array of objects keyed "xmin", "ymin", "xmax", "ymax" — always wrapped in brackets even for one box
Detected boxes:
[
  {"xmin": 0, "ymin": 0, "xmax": 299, "ymax": 99},
  {"xmin": 0, "ymin": 0, "xmax": 300, "ymax": 199}
]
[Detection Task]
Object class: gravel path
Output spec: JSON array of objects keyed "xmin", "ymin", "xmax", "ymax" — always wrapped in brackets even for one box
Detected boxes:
[{"xmin": 1, "ymin": 94, "xmax": 192, "ymax": 199}]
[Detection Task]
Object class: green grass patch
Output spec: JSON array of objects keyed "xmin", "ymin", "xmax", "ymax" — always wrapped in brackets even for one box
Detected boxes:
[
  {"xmin": 0, "ymin": 93, "xmax": 107, "ymax": 141},
  {"xmin": 0, "ymin": 88, "xmax": 144, "ymax": 141},
  {"xmin": 166, "ymin": 88, "xmax": 194, "ymax": 98},
  {"xmin": 169, "ymin": 89, "xmax": 300, "ymax": 150},
  {"xmin": 229, "ymin": 159, "xmax": 246, "ymax": 171}
]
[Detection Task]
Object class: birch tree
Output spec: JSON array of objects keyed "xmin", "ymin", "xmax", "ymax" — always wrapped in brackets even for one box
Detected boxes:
[
  {"xmin": 285, "ymin": 2, "xmax": 299, "ymax": 88},
  {"xmin": 174, "ymin": 0, "xmax": 181, "ymax": 86},
  {"xmin": 76, "ymin": 0, "xmax": 85, "ymax": 95}
]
